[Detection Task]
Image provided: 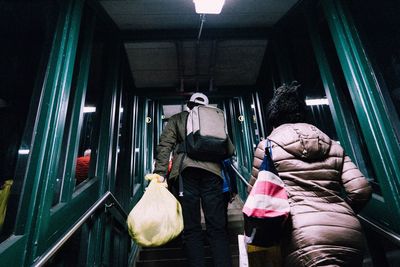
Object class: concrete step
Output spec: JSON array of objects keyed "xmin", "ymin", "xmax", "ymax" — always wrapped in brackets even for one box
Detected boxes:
[
  {"xmin": 135, "ymin": 197, "xmax": 244, "ymax": 267},
  {"xmin": 136, "ymin": 255, "xmax": 239, "ymax": 267},
  {"xmin": 139, "ymin": 244, "xmax": 238, "ymax": 261}
]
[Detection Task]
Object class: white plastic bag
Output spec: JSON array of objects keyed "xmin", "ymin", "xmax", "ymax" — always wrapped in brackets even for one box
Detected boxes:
[
  {"xmin": 127, "ymin": 174, "xmax": 183, "ymax": 247},
  {"xmin": 238, "ymin": 234, "xmax": 249, "ymax": 267}
]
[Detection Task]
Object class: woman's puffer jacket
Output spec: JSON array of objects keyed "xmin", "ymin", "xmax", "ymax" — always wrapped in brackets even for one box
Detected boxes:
[{"xmin": 249, "ymin": 123, "xmax": 372, "ymax": 267}]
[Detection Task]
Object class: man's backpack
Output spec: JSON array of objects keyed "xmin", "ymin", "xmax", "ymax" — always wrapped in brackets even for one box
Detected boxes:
[{"xmin": 185, "ymin": 105, "xmax": 233, "ymax": 162}]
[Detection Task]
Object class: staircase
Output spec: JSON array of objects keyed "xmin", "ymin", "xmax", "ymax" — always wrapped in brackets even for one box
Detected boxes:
[{"xmin": 134, "ymin": 197, "xmax": 244, "ymax": 267}]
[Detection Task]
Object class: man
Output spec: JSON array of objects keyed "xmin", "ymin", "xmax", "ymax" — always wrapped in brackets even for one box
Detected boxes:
[
  {"xmin": 154, "ymin": 93, "xmax": 234, "ymax": 267},
  {"xmin": 75, "ymin": 149, "xmax": 91, "ymax": 184}
]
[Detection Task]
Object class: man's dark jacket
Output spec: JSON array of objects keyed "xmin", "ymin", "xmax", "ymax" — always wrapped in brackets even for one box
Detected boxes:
[{"xmin": 154, "ymin": 111, "xmax": 235, "ymax": 180}]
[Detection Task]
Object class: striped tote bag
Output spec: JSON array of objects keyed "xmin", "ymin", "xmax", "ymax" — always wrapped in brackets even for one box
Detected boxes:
[{"xmin": 242, "ymin": 140, "xmax": 290, "ymax": 247}]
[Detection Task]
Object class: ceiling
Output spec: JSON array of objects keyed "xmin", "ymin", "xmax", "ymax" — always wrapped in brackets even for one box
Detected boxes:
[{"xmin": 100, "ymin": 0, "xmax": 299, "ymax": 91}]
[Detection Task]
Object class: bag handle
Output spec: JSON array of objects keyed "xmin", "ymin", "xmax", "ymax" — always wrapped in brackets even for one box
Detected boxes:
[
  {"xmin": 178, "ymin": 154, "xmax": 185, "ymax": 197},
  {"xmin": 259, "ymin": 139, "xmax": 278, "ymax": 174},
  {"xmin": 265, "ymin": 139, "xmax": 272, "ymax": 158}
]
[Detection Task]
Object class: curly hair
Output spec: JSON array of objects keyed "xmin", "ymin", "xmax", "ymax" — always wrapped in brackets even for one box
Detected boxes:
[{"xmin": 267, "ymin": 82, "xmax": 307, "ymax": 128}]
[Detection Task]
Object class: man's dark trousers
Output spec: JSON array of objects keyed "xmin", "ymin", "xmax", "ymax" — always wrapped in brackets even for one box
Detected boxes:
[{"xmin": 178, "ymin": 167, "xmax": 232, "ymax": 267}]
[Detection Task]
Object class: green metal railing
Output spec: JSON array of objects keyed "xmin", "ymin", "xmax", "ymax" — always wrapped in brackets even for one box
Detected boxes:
[{"xmin": 32, "ymin": 191, "xmax": 128, "ymax": 267}]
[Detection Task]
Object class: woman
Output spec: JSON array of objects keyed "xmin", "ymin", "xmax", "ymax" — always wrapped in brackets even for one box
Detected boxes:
[{"xmin": 248, "ymin": 83, "xmax": 372, "ymax": 267}]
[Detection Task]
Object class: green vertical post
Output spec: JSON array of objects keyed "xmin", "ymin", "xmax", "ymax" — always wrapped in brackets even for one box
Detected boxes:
[
  {"xmin": 228, "ymin": 98, "xmax": 248, "ymax": 199},
  {"xmin": 96, "ymin": 41, "xmax": 121, "ymax": 195},
  {"xmin": 61, "ymin": 14, "xmax": 96, "ymax": 202},
  {"xmin": 155, "ymin": 100, "xmax": 163, "ymax": 146},
  {"xmin": 102, "ymin": 214, "xmax": 112, "ymax": 266},
  {"xmin": 109, "ymin": 75, "xmax": 123, "ymax": 194},
  {"xmin": 90, "ymin": 39, "xmax": 121, "ymax": 266},
  {"xmin": 322, "ymin": 0, "xmax": 400, "ymax": 231},
  {"xmin": 21, "ymin": 0, "xmax": 85, "ymax": 264},
  {"xmin": 115, "ymin": 88, "xmax": 133, "ymax": 210},
  {"xmin": 305, "ymin": 5, "xmax": 368, "ymax": 174},
  {"xmin": 240, "ymin": 97, "xmax": 255, "ymax": 172},
  {"xmin": 138, "ymin": 98, "xmax": 146, "ymax": 191}
]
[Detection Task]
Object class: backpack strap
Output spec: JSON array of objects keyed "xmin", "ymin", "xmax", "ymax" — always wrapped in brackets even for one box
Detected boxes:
[
  {"xmin": 176, "ymin": 142, "xmax": 186, "ymax": 154},
  {"xmin": 178, "ymin": 154, "xmax": 185, "ymax": 197},
  {"xmin": 177, "ymin": 111, "xmax": 189, "ymax": 197},
  {"xmin": 265, "ymin": 139, "xmax": 273, "ymax": 158},
  {"xmin": 176, "ymin": 111, "xmax": 188, "ymax": 154}
]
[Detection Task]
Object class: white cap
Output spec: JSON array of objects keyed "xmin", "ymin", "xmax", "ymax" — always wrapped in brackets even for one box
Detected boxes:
[
  {"xmin": 84, "ymin": 149, "xmax": 91, "ymax": 156},
  {"xmin": 189, "ymin": 92, "xmax": 209, "ymax": 105}
]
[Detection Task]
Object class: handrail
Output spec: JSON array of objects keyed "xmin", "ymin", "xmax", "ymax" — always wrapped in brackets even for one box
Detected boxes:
[
  {"xmin": 32, "ymin": 191, "xmax": 127, "ymax": 267},
  {"xmin": 358, "ymin": 215, "xmax": 400, "ymax": 246},
  {"xmin": 230, "ymin": 163, "xmax": 251, "ymax": 187}
]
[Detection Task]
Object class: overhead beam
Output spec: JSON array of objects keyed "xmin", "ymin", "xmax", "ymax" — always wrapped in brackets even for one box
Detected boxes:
[
  {"xmin": 133, "ymin": 86, "xmax": 257, "ymax": 98},
  {"xmin": 175, "ymin": 41, "xmax": 185, "ymax": 92},
  {"xmin": 208, "ymin": 40, "xmax": 218, "ymax": 92},
  {"xmin": 122, "ymin": 27, "xmax": 271, "ymax": 42}
]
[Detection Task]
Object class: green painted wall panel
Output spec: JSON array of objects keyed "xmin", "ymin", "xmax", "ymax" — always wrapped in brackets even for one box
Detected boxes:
[
  {"xmin": 0, "ymin": 0, "xmax": 131, "ymax": 265},
  {"xmin": 28, "ymin": 0, "xmax": 86, "ymax": 262},
  {"xmin": 322, "ymin": 0, "xmax": 400, "ymax": 232},
  {"xmin": 61, "ymin": 14, "xmax": 96, "ymax": 202},
  {"xmin": 43, "ymin": 179, "xmax": 99, "ymax": 249},
  {"xmin": 0, "ymin": 236, "xmax": 26, "ymax": 266}
]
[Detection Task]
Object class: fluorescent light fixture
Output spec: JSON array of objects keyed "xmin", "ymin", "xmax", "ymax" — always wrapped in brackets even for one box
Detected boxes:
[
  {"xmin": 18, "ymin": 149, "xmax": 30, "ymax": 155},
  {"xmin": 193, "ymin": 0, "xmax": 225, "ymax": 14},
  {"xmin": 305, "ymin": 98, "xmax": 329, "ymax": 106},
  {"xmin": 83, "ymin": 106, "xmax": 96, "ymax": 113}
]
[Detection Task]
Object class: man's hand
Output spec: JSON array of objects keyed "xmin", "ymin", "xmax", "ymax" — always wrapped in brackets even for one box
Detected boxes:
[
  {"xmin": 157, "ymin": 175, "xmax": 168, "ymax": 188},
  {"xmin": 145, "ymin": 173, "xmax": 168, "ymax": 188}
]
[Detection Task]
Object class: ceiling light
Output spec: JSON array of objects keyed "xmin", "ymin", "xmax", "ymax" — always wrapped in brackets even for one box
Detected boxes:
[
  {"xmin": 18, "ymin": 149, "xmax": 30, "ymax": 155},
  {"xmin": 193, "ymin": 0, "xmax": 225, "ymax": 14},
  {"xmin": 83, "ymin": 106, "xmax": 96, "ymax": 113},
  {"xmin": 305, "ymin": 98, "xmax": 329, "ymax": 106}
]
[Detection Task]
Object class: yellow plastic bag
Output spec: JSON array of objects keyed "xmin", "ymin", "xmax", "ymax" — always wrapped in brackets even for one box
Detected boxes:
[
  {"xmin": 247, "ymin": 244, "xmax": 282, "ymax": 267},
  {"xmin": 0, "ymin": 180, "xmax": 13, "ymax": 232},
  {"xmin": 127, "ymin": 174, "xmax": 183, "ymax": 247}
]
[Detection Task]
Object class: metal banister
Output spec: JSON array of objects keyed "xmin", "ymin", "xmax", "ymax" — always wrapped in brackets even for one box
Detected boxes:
[
  {"xmin": 358, "ymin": 215, "xmax": 400, "ymax": 246},
  {"xmin": 231, "ymin": 164, "xmax": 400, "ymax": 247},
  {"xmin": 32, "ymin": 191, "xmax": 127, "ymax": 267},
  {"xmin": 230, "ymin": 163, "xmax": 251, "ymax": 187}
]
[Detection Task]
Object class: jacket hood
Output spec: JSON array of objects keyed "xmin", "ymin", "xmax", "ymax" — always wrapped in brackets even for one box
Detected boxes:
[{"xmin": 268, "ymin": 123, "xmax": 332, "ymax": 161}]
